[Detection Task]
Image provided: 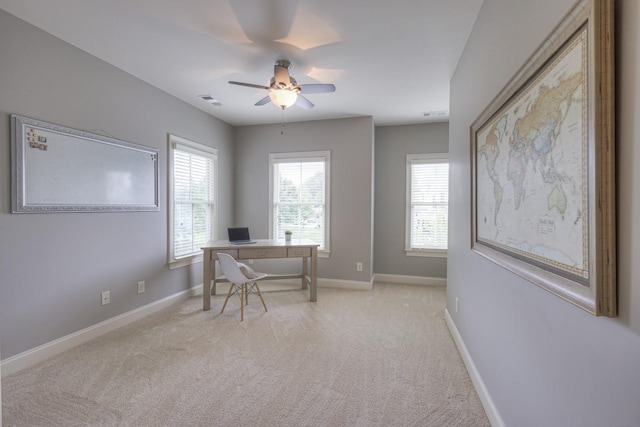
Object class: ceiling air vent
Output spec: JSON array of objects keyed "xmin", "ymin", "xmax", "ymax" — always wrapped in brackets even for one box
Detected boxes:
[
  {"xmin": 199, "ymin": 95, "xmax": 222, "ymax": 107},
  {"xmin": 422, "ymin": 110, "xmax": 449, "ymax": 118}
]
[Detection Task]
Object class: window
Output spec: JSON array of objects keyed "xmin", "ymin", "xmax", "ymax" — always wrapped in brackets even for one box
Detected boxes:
[
  {"xmin": 406, "ymin": 153, "xmax": 448, "ymax": 257},
  {"xmin": 269, "ymin": 151, "xmax": 330, "ymax": 255},
  {"xmin": 168, "ymin": 135, "xmax": 217, "ymax": 269}
]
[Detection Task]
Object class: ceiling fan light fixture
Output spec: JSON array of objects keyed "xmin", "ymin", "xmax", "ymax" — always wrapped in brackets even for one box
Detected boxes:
[
  {"xmin": 269, "ymin": 89, "xmax": 298, "ymax": 109},
  {"xmin": 229, "ymin": 60, "xmax": 334, "ymax": 110}
]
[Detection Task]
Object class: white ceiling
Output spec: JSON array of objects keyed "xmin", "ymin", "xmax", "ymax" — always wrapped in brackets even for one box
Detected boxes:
[{"xmin": 0, "ymin": 0, "xmax": 482, "ymax": 127}]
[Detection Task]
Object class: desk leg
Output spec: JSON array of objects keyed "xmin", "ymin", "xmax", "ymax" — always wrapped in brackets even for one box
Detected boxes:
[
  {"xmin": 310, "ymin": 247, "xmax": 317, "ymax": 302},
  {"xmin": 211, "ymin": 261, "xmax": 217, "ymax": 295},
  {"xmin": 302, "ymin": 256, "xmax": 308, "ymax": 290},
  {"xmin": 203, "ymin": 250, "xmax": 211, "ymax": 311}
]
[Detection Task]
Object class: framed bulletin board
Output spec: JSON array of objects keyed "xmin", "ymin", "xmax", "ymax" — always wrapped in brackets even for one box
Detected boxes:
[{"xmin": 11, "ymin": 115, "xmax": 159, "ymax": 213}]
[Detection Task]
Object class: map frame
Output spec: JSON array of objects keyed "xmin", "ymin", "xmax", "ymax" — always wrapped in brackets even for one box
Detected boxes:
[{"xmin": 470, "ymin": 0, "xmax": 615, "ymax": 316}]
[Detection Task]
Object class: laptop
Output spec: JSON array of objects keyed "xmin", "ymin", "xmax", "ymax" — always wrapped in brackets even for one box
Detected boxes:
[{"xmin": 227, "ymin": 227, "xmax": 257, "ymax": 245}]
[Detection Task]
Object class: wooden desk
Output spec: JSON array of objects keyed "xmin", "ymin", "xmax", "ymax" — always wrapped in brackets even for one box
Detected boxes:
[{"xmin": 201, "ymin": 239, "xmax": 319, "ymax": 311}]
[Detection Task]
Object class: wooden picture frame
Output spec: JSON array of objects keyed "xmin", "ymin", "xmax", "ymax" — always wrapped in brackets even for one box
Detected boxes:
[{"xmin": 470, "ymin": 0, "xmax": 615, "ymax": 316}]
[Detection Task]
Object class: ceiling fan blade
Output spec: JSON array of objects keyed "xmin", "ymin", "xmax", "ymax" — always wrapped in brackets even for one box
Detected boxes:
[
  {"xmin": 228, "ymin": 0, "xmax": 295, "ymax": 45},
  {"xmin": 229, "ymin": 81, "xmax": 270, "ymax": 90},
  {"xmin": 274, "ymin": 64, "xmax": 291, "ymax": 86},
  {"xmin": 255, "ymin": 96, "xmax": 271, "ymax": 106},
  {"xmin": 298, "ymin": 84, "xmax": 336, "ymax": 94},
  {"xmin": 295, "ymin": 95, "xmax": 314, "ymax": 109}
]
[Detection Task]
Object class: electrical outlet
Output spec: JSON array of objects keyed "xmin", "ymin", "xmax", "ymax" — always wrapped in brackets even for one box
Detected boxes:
[
  {"xmin": 101, "ymin": 291, "xmax": 111, "ymax": 306},
  {"xmin": 137, "ymin": 281, "xmax": 145, "ymax": 294},
  {"xmin": 248, "ymin": 259, "xmax": 254, "ymax": 264},
  {"xmin": 356, "ymin": 262, "xmax": 363, "ymax": 272},
  {"xmin": 455, "ymin": 297, "xmax": 459, "ymax": 313}
]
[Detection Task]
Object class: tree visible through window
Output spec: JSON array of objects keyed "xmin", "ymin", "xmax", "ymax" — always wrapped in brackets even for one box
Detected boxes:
[
  {"xmin": 406, "ymin": 153, "xmax": 448, "ymax": 257},
  {"xmin": 270, "ymin": 151, "xmax": 330, "ymax": 252}
]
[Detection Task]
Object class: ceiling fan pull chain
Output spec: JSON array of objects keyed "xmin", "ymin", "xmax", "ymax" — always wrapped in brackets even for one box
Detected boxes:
[{"xmin": 281, "ymin": 107, "xmax": 286, "ymax": 135}]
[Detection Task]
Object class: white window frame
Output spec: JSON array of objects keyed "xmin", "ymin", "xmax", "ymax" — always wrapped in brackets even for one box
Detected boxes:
[
  {"xmin": 405, "ymin": 153, "xmax": 448, "ymax": 258},
  {"xmin": 168, "ymin": 134, "xmax": 218, "ymax": 269},
  {"xmin": 269, "ymin": 150, "xmax": 331, "ymax": 257}
]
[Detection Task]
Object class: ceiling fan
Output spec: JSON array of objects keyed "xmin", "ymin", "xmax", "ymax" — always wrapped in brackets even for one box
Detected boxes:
[{"xmin": 229, "ymin": 60, "xmax": 336, "ymax": 110}]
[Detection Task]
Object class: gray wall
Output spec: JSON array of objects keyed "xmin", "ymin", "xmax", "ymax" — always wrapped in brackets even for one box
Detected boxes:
[
  {"xmin": 233, "ymin": 117, "xmax": 375, "ymax": 282},
  {"xmin": 448, "ymin": 0, "xmax": 640, "ymax": 425},
  {"xmin": 0, "ymin": 8, "xmax": 446, "ymax": 364},
  {"xmin": 374, "ymin": 123, "xmax": 448, "ymax": 278},
  {"xmin": 0, "ymin": 10, "xmax": 234, "ymax": 359}
]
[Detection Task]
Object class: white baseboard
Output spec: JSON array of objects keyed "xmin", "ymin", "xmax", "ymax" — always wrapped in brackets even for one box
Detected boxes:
[
  {"xmin": 318, "ymin": 277, "xmax": 374, "ymax": 290},
  {"xmin": 1, "ymin": 277, "xmax": 374, "ymax": 376},
  {"xmin": 1, "ymin": 285, "xmax": 201, "ymax": 377},
  {"xmin": 444, "ymin": 309, "xmax": 505, "ymax": 427},
  {"xmin": 374, "ymin": 273, "xmax": 446, "ymax": 286},
  {"xmin": 2, "ymin": 277, "xmax": 440, "ymax": 378},
  {"xmin": 254, "ymin": 277, "xmax": 374, "ymax": 291}
]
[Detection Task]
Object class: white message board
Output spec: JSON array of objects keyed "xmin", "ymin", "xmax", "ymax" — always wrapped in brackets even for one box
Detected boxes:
[{"xmin": 11, "ymin": 115, "xmax": 159, "ymax": 213}]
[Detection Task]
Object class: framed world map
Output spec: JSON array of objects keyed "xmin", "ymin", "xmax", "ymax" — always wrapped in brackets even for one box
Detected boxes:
[{"xmin": 470, "ymin": 0, "xmax": 615, "ymax": 316}]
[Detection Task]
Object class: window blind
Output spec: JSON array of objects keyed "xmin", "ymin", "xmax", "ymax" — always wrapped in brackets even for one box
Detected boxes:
[
  {"xmin": 273, "ymin": 159, "xmax": 326, "ymax": 249},
  {"xmin": 173, "ymin": 149, "xmax": 214, "ymax": 258},
  {"xmin": 410, "ymin": 160, "xmax": 449, "ymax": 250}
]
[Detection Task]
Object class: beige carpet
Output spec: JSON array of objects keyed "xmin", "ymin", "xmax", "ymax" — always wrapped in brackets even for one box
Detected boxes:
[{"xmin": 2, "ymin": 283, "xmax": 489, "ymax": 427}]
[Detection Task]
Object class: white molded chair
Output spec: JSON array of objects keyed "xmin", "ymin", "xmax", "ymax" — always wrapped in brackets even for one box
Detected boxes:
[{"xmin": 217, "ymin": 252, "xmax": 268, "ymax": 321}]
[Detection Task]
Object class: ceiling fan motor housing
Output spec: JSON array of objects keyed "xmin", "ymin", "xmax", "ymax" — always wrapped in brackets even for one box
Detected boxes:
[
  {"xmin": 270, "ymin": 76, "xmax": 300, "ymax": 92},
  {"xmin": 228, "ymin": 59, "xmax": 335, "ymax": 110}
]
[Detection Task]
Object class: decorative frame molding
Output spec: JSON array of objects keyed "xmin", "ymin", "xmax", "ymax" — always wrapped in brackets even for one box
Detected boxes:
[{"xmin": 11, "ymin": 115, "xmax": 159, "ymax": 213}]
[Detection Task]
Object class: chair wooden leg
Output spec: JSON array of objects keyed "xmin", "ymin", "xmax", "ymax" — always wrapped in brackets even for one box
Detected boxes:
[
  {"xmin": 220, "ymin": 283, "xmax": 235, "ymax": 314},
  {"xmin": 240, "ymin": 284, "xmax": 245, "ymax": 321},
  {"xmin": 221, "ymin": 281, "xmax": 267, "ymax": 321},
  {"xmin": 254, "ymin": 282, "xmax": 268, "ymax": 312}
]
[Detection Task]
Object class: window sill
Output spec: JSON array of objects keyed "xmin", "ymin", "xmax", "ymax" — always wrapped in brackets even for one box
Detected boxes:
[
  {"xmin": 405, "ymin": 249, "xmax": 447, "ymax": 258},
  {"xmin": 169, "ymin": 253, "xmax": 203, "ymax": 270}
]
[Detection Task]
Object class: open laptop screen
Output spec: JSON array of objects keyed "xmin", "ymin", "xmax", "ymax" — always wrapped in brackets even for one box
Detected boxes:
[{"xmin": 227, "ymin": 227, "xmax": 252, "ymax": 243}]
